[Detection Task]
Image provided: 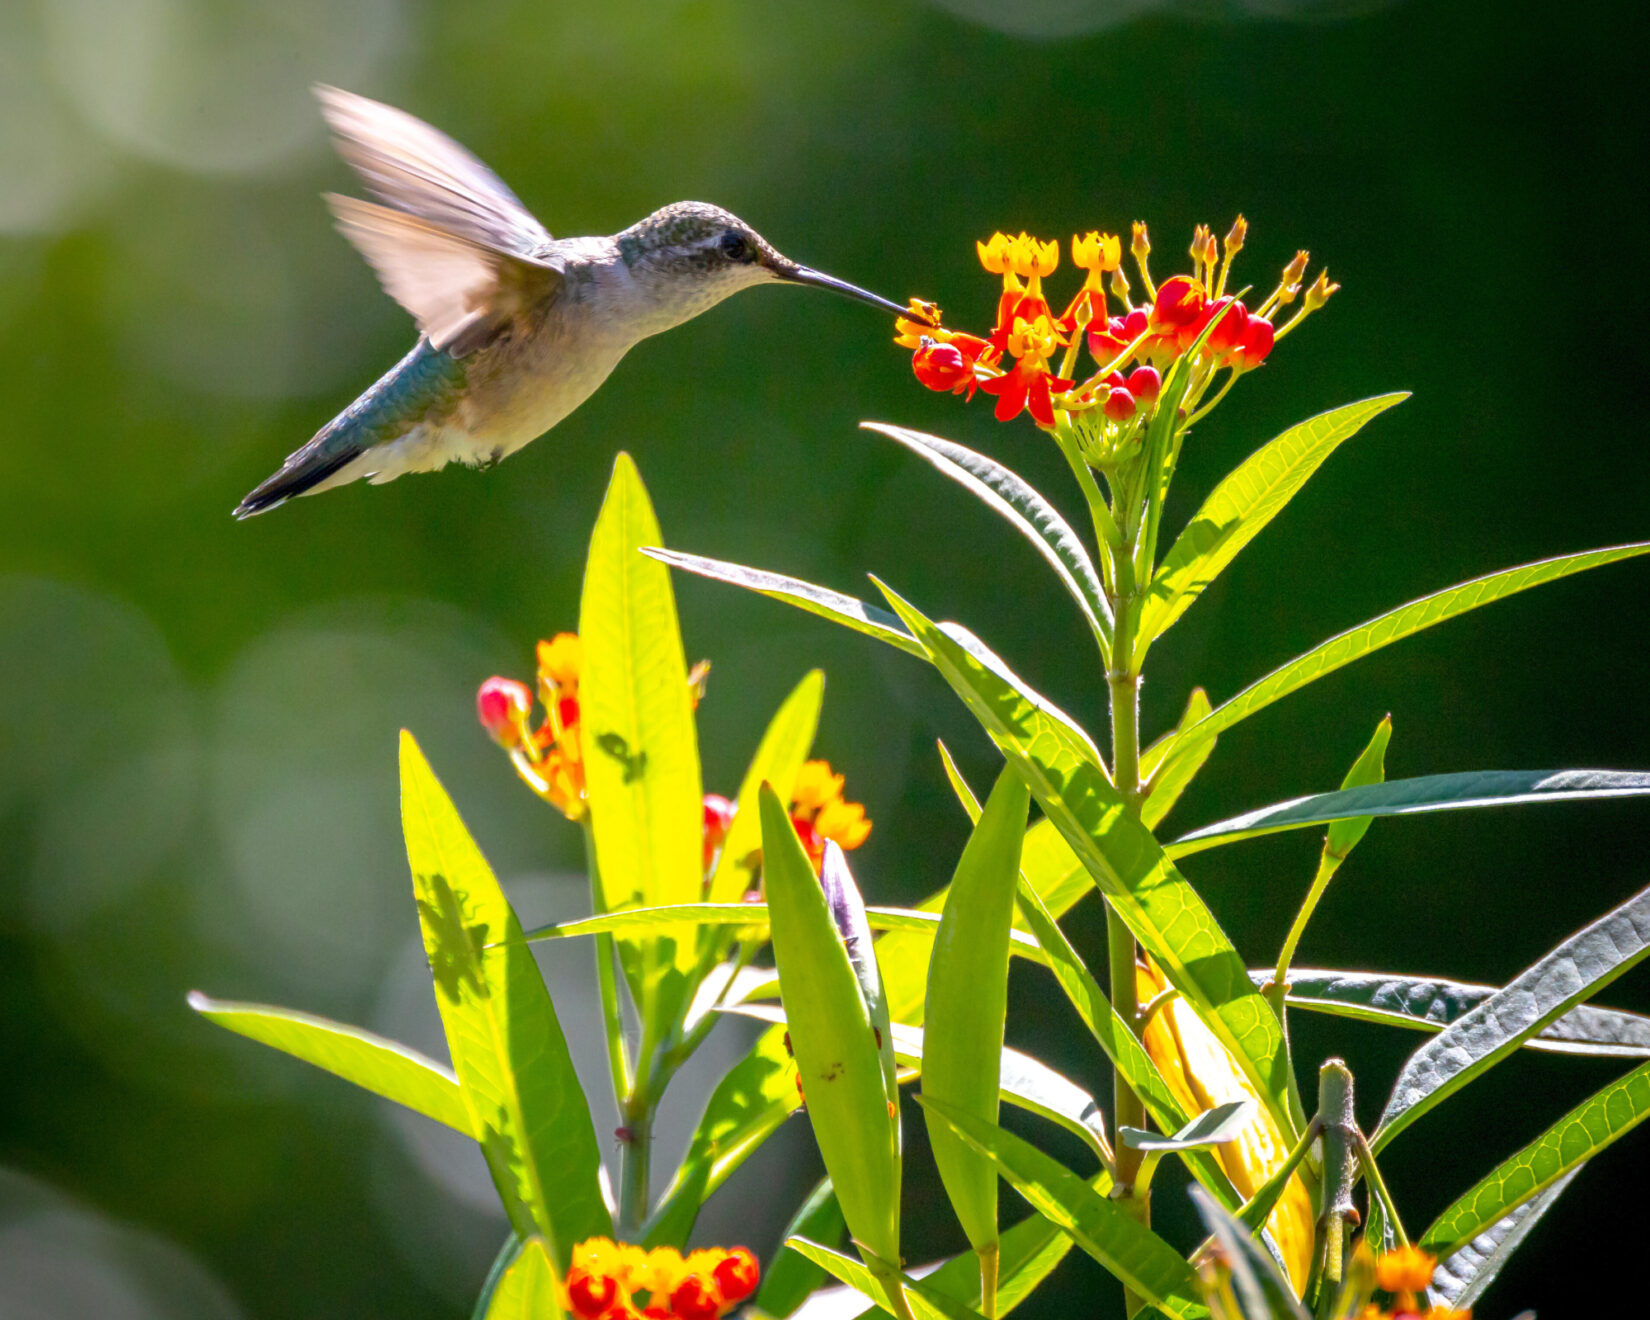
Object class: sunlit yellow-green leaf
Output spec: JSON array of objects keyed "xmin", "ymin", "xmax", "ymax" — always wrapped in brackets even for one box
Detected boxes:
[
  {"xmin": 400, "ymin": 732, "xmax": 610, "ymax": 1263},
  {"xmin": 188, "ymin": 992, "xmax": 471, "ymax": 1136},
  {"xmin": 482, "ymin": 1236, "xmax": 564, "ymax": 1320}
]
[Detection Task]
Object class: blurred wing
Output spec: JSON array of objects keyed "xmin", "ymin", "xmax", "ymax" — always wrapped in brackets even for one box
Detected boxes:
[
  {"xmin": 327, "ymin": 195, "xmax": 560, "ymax": 356},
  {"xmin": 316, "ymin": 85, "xmax": 553, "ymax": 258}
]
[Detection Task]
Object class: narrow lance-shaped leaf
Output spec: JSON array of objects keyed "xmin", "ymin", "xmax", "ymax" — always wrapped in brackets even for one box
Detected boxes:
[
  {"xmin": 645, "ymin": 547, "xmax": 923, "ymax": 657},
  {"xmin": 1425, "ymin": 1166, "xmax": 1582, "ymax": 1311},
  {"xmin": 920, "ymin": 1098, "xmax": 1209, "ymax": 1320},
  {"xmin": 728, "ymin": 1002, "xmax": 1112, "ymax": 1169},
  {"xmin": 399, "ymin": 733, "xmax": 610, "ymax": 1262},
  {"xmin": 1255, "ymin": 968, "xmax": 1650, "ymax": 1059},
  {"xmin": 761, "ymin": 785, "xmax": 902, "ymax": 1266},
  {"xmin": 1189, "ymin": 1186, "xmax": 1308, "ymax": 1320},
  {"xmin": 1171, "ymin": 542, "xmax": 1650, "ymax": 754},
  {"xmin": 874, "ymin": 582, "xmax": 1294, "ymax": 1137},
  {"xmin": 1421, "ymin": 1059, "xmax": 1650, "ymax": 1257},
  {"xmin": 1140, "ymin": 687, "xmax": 1216, "ymax": 831},
  {"xmin": 786, "ymin": 1237, "xmax": 985, "ymax": 1320},
  {"xmin": 482, "ymin": 1237, "xmax": 564, "ymax": 1320},
  {"xmin": 1014, "ymin": 880, "xmax": 1240, "ymax": 1209},
  {"xmin": 924, "ymin": 763, "xmax": 1030, "ymax": 1256},
  {"xmin": 1172, "ymin": 769, "xmax": 1650, "ymax": 858},
  {"xmin": 1375, "ymin": 878, "xmax": 1650, "ymax": 1151},
  {"xmin": 521, "ymin": 901, "xmax": 1049, "ymax": 965},
  {"xmin": 188, "ymin": 993, "xmax": 471, "ymax": 1135},
  {"xmin": 757, "ymin": 1180, "xmax": 847, "ymax": 1319},
  {"xmin": 580, "ymin": 453, "xmax": 704, "ymax": 1022},
  {"xmin": 1138, "ymin": 394, "xmax": 1407, "ymax": 651},
  {"xmin": 860, "ymin": 422, "xmax": 1112, "ymax": 656},
  {"xmin": 708, "ymin": 670, "xmax": 824, "ymax": 904}
]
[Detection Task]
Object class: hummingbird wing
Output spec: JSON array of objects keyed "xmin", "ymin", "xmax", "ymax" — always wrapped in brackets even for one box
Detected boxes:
[
  {"xmin": 327, "ymin": 193, "xmax": 561, "ymax": 356},
  {"xmin": 315, "ymin": 85, "xmax": 552, "ymax": 257}
]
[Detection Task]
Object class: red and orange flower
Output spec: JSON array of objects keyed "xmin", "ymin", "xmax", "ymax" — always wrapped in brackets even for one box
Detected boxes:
[
  {"xmin": 564, "ymin": 1238, "xmax": 759, "ymax": 1320},
  {"xmin": 897, "ymin": 216, "xmax": 1338, "ymax": 445}
]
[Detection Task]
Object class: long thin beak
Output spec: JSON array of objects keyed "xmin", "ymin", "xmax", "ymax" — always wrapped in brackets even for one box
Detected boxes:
[{"xmin": 777, "ymin": 262, "xmax": 914, "ymax": 318}]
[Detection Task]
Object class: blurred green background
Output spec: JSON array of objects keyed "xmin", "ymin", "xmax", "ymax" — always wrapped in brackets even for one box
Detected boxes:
[{"xmin": 2, "ymin": 0, "xmax": 1647, "ymax": 1315}]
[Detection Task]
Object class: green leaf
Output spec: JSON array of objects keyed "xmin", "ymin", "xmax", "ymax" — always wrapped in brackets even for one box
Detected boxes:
[
  {"xmin": 1013, "ymin": 882, "xmax": 1240, "ymax": 1209},
  {"xmin": 1140, "ymin": 688, "xmax": 1216, "ymax": 831},
  {"xmin": 874, "ymin": 584, "xmax": 1294, "ymax": 1139},
  {"xmin": 1172, "ymin": 768, "xmax": 1650, "ymax": 858},
  {"xmin": 524, "ymin": 903, "xmax": 1047, "ymax": 964},
  {"xmin": 1177, "ymin": 541, "xmax": 1650, "ymax": 750},
  {"xmin": 786, "ymin": 1237, "xmax": 983, "ymax": 1320},
  {"xmin": 188, "ymin": 992, "xmax": 470, "ymax": 1135},
  {"xmin": 860, "ymin": 423, "xmax": 1112, "ymax": 657},
  {"xmin": 730, "ymin": 1002, "xmax": 1111, "ymax": 1169},
  {"xmin": 1374, "ymin": 879, "xmax": 1650, "ymax": 1151},
  {"xmin": 920, "ymin": 1098, "xmax": 1209, "ymax": 1320},
  {"xmin": 1256, "ymin": 967, "xmax": 1650, "ymax": 1058},
  {"xmin": 708, "ymin": 669, "xmax": 824, "ymax": 904},
  {"xmin": 923, "ymin": 763, "xmax": 1031, "ymax": 1251},
  {"xmin": 1121, "ymin": 1100, "xmax": 1253, "ymax": 1152},
  {"xmin": 644, "ymin": 547, "xmax": 923, "ymax": 657},
  {"xmin": 757, "ymin": 1180, "xmax": 847, "ymax": 1318},
  {"xmin": 469, "ymin": 1235, "xmax": 524, "ymax": 1320},
  {"xmin": 1138, "ymin": 395, "xmax": 1407, "ymax": 651},
  {"xmin": 1189, "ymin": 1187, "xmax": 1308, "ymax": 1320},
  {"xmin": 1325, "ymin": 714, "xmax": 1391, "ymax": 858},
  {"xmin": 580, "ymin": 454, "xmax": 704, "ymax": 1021},
  {"xmin": 761, "ymin": 785, "xmax": 902, "ymax": 1263},
  {"xmin": 1426, "ymin": 1167, "xmax": 1581, "ymax": 1311},
  {"xmin": 1422, "ymin": 1058, "xmax": 1650, "ymax": 1257},
  {"xmin": 482, "ymin": 1237, "xmax": 564, "ymax": 1320},
  {"xmin": 399, "ymin": 732, "xmax": 610, "ymax": 1262}
]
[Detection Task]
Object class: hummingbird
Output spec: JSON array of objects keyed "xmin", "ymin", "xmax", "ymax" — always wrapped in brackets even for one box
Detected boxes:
[{"xmin": 234, "ymin": 87, "xmax": 917, "ymax": 518}]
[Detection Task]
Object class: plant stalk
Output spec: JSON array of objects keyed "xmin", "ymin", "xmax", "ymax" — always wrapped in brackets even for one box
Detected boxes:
[
  {"xmin": 1311, "ymin": 1060, "xmax": 1358, "ymax": 1318},
  {"xmin": 580, "ymin": 820, "xmax": 633, "ymax": 1104},
  {"xmin": 1267, "ymin": 852, "xmax": 1343, "ymax": 1020}
]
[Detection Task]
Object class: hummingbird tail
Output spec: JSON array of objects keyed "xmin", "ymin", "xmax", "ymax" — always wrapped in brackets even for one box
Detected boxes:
[
  {"xmin": 233, "ymin": 338, "xmax": 466, "ymax": 518},
  {"xmin": 234, "ymin": 439, "xmax": 366, "ymax": 518}
]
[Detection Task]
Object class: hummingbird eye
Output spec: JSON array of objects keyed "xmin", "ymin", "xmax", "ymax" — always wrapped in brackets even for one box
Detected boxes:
[{"xmin": 719, "ymin": 230, "xmax": 752, "ymax": 262}]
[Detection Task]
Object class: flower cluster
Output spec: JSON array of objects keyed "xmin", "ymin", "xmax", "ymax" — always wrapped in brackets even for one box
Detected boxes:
[
  {"xmin": 480, "ymin": 641, "xmax": 869, "ymax": 875},
  {"xmin": 787, "ymin": 760, "xmax": 872, "ymax": 865},
  {"xmin": 1360, "ymin": 1246, "xmax": 1467, "ymax": 1320},
  {"xmin": 700, "ymin": 760, "xmax": 872, "ymax": 882},
  {"xmin": 478, "ymin": 632, "xmax": 587, "ymax": 818},
  {"xmin": 898, "ymin": 217, "xmax": 1337, "ymax": 449},
  {"xmin": 564, "ymin": 1238, "xmax": 758, "ymax": 1320}
]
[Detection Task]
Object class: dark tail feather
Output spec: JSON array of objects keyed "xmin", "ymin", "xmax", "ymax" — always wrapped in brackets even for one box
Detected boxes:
[{"xmin": 233, "ymin": 434, "xmax": 365, "ymax": 519}]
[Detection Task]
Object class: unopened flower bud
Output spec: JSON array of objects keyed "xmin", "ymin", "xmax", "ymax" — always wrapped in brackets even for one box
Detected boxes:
[
  {"xmin": 1131, "ymin": 221, "xmax": 1151, "ymax": 261},
  {"xmin": 1127, "ymin": 365, "xmax": 1162, "ymax": 403},
  {"xmin": 477, "ymin": 677, "xmax": 532, "ymax": 748},
  {"xmin": 1231, "ymin": 315, "xmax": 1275, "ymax": 371},
  {"xmin": 1149, "ymin": 275, "xmax": 1207, "ymax": 331},
  {"xmin": 1304, "ymin": 268, "xmax": 1340, "ymax": 312},
  {"xmin": 1202, "ymin": 296, "xmax": 1250, "ymax": 356},
  {"xmin": 703, "ymin": 794, "xmax": 736, "ymax": 869},
  {"xmin": 1224, "ymin": 214, "xmax": 1248, "ymax": 257},
  {"xmin": 1103, "ymin": 387, "xmax": 1137, "ymax": 421},
  {"xmin": 1200, "ymin": 229, "xmax": 1219, "ymax": 273},
  {"xmin": 912, "ymin": 338, "xmax": 971, "ymax": 393}
]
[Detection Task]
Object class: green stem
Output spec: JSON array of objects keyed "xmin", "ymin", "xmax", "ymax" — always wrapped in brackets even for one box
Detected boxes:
[
  {"xmin": 581, "ymin": 820, "xmax": 633, "ymax": 1104},
  {"xmin": 1310, "ymin": 1060, "xmax": 1357, "ymax": 1317},
  {"xmin": 1268, "ymin": 853, "xmax": 1344, "ymax": 1020},
  {"xmin": 1237, "ymin": 1118, "xmax": 1321, "ymax": 1233},
  {"xmin": 1352, "ymin": 1130, "xmax": 1409, "ymax": 1248},
  {"xmin": 618, "ymin": 1089, "xmax": 653, "ymax": 1235},
  {"xmin": 977, "ymin": 1241, "xmax": 1000, "ymax": 1320}
]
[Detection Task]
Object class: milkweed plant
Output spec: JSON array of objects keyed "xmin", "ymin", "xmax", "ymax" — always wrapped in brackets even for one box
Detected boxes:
[{"xmin": 192, "ymin": 216, "xmax": 1650, "ymax": 1320}]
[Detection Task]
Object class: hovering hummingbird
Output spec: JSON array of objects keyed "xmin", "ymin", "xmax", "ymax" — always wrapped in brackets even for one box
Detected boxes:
[{"xmin": 234, "ymin": 87, "xmax": 916, "ymax": 518}]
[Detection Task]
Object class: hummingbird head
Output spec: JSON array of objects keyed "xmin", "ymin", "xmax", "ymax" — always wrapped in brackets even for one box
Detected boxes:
[{"xmin": 617, "ymin": 202, "xmax": 911, "ymax": 327}]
